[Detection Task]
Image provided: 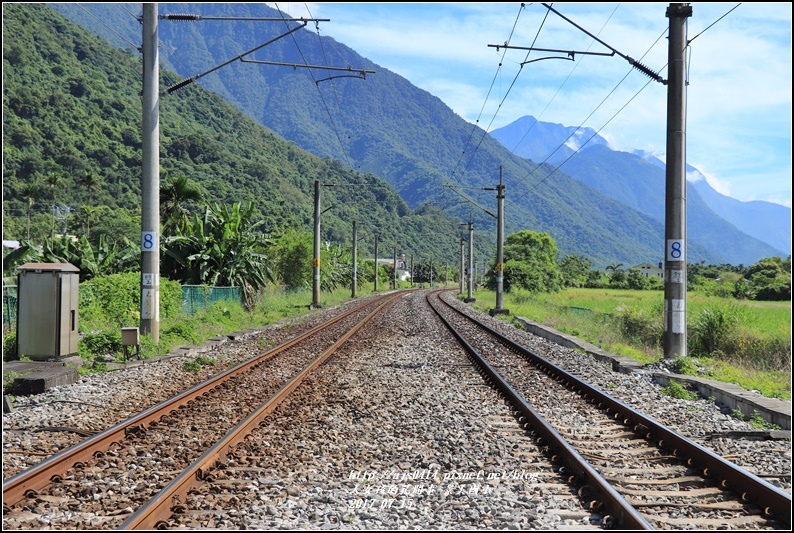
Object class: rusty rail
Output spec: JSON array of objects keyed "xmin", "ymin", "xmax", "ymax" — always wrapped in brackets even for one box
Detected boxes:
[
  {"xmin": 2, "ymin": 293, "xmax": 396, "ymax": 508},
  {"xmin": 435, "ymin": 291, "xmax": 791, "ymax": 528}
]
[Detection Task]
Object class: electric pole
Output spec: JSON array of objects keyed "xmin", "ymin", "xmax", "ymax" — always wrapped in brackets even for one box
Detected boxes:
[
  {"xmin": 490, "ymin": 167, "xmax": 509, "ymax": 316},
  {"xmin": 459, "ymin": 238, "xmax": 465, "ymax": 294},
  {"xmin": 141, "ymin": 3, "xmax": 160, "ymax": 342},
  {"xmin": 312, "ymin": 180, "xmax": 322, "ymax": 308},
  {"xmin": 374, "ymin": 234, "xmax": 379, "ymax": 292},
  {"xmin": 464, "ymin": 220, "xmax": 475, "ymax": 303},
  {"xmin": 351, "ymin": 221, "xmax": 358, "ymax": 298},
  {"xmin": 663, "ymin": 3, "xmax": 692, "ymax": 359}
]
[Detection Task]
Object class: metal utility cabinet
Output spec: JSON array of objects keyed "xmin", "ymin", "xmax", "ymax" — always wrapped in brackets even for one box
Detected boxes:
[{"xmin": 16, "ymin": 263, "xmax": 80, "ymax": 361}]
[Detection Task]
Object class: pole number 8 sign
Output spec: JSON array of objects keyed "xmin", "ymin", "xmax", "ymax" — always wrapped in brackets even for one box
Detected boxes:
[
  {"xmin": 142, "ymin": 231, "xmax": 158, "ymax": 252},
  {"xmin": 666, "ymin": 239, "xmax": 684, "ymax": 262}
]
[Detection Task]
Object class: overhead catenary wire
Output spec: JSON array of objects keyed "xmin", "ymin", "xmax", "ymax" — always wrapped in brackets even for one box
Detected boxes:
[
  {"xmin": 273, "ymin": 3, "xmax": 361, "ymax": 172},
  {"xmin": 305, "ymin": 2, "xmax": 366, "ymax": 171},
  {"xmin": 494, "ymin": 4, "xmax": 622, "ymax": 168},
  {"xmin": 507, "ymin": 2, "xmax": 742, "ymax": 204},
  {"xmin": 453, "ymin": 4, "xmax": 551, "ymax": 187},
  {"xmin": 447, "ymin": 2, "xmax": 528, "ymax": 187},
  {"xmin": 74, "ymin": 3, "xmax": 141, "ymax": 51}
]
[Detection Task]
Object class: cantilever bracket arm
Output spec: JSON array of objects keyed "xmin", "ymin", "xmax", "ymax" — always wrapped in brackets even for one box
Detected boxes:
[{"xmin": 240, "ymin": 58, "xmax": 375, "ymax": 81}]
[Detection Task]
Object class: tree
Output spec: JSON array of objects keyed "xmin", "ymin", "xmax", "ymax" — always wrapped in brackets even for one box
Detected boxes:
[
  {"xmin": 162, "ymin": 202, "xmax": 273, "ymax": 309},
  {"xmin": 558, "ymin": 254, "xmax": 593, "ymax": 288},
  {"xmin": 78, "ymin": 205, "xmax": 99, "ymax": 240},
  {"xmin": 79, "ymin": 171, "xmax": 103, "ymax": 205},
  {"xmin": 44, "ymin": 171, "xmax": 65, "ymax": 237},
  {"xmin": 606, "ymin": 263, "xmax": 624, "ymax": 276},
  {"xmin": 626, "ymin": 268, "xmax": 649, "ymax": 290},
  {"xmin": 485, "ymin": 230, "xmax": 562, "ymax": 293},
  {"xmin": 745, "ymin": 256, "xmax": 791, "ymax": 301},
  {"xmin": 160, "ymin": 176, "xmax": 203, "ymax": 234},
  {"xmin": 17, "ymin": 179, "xmax": 42, "ymax": 240},
  {"xmin": 503, "ymin": 230, "xmax": 562, "ymax": 293},
  {"xmin": 412, "ymin": 259, "xmax": 439, "ymax": 285},
  {"xmin": 271, "ymin": 230, "xmax": 313, "ymax": 290}
]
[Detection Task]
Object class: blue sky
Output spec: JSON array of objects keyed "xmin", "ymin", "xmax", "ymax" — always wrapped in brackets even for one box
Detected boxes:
[{"xmin": 274, "ymin": 3, "xmax": 792, "ymax": 208}]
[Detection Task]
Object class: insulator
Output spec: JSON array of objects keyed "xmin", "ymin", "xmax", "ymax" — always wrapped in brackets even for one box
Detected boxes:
[
  {"xmin": 166, "ymin": 78, "xmax": 195, "ymax": 94},
  {"xmin": 629, "ymin": 57, "xmax": 664, "ymax": 83},
  {"xmin": 164, "ymin": 14, "xmax": 202, "ymax": 21}
]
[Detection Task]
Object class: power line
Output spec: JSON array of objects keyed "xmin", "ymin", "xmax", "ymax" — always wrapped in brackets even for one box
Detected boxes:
[
  {"xmin": 75, "ymin": 3, "xmax": 141, "ymax": 52},
  {"xmin": 495, "ymin": 4, "xmax": 622, "ymax": 167},
  {"xmin": 447, "ymin": 3, "xmax": 528, "ymax": 187},
  {"xmin": 274, "ymin": 3, "xmax": 361, "ymax": 172}
]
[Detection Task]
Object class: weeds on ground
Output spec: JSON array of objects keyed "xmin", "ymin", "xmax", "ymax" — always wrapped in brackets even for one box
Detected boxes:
[
  {"xmin": 661, "ymin": 380, "xmax": 699, "ymax": 401},
  {"xmin": 731, "ymin": 409, "xmax": 781, "ymax": 431}
]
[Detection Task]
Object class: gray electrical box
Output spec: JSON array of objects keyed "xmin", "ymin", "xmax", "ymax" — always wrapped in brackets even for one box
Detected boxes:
[{"xmin": 16, "ymin": 263, "xmax": 80, "ymax": 361}]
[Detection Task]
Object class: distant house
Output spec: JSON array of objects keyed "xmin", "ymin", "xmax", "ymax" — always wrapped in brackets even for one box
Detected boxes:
[
  {"xmin": 632, "ymin": 262, "xmax": 664, "ymax": 280},
  {"xmin": 375, "ymin": 256, "xmax": 411, "ymax": 282}
]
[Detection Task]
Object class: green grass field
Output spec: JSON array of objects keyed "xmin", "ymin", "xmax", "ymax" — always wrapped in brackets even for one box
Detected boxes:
[{"xmin": 466, "ymin": 287, "xmax": 791, "ymax": 401}]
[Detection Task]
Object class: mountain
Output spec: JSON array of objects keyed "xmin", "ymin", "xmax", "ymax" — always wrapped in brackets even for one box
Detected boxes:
[
  {"xmin": 1, "ymin": 3, "xmax": 470, "ymax": 265},
  {"xmin": 21, "ymin": 3, "xmax": 734, "ymax": 268},
  {"xmin": 490, "ymin": 116, "xmax": 790, "ymax": 262}
]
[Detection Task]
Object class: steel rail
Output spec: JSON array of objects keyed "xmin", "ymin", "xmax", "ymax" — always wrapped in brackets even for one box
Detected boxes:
[
  {"xmin": 2, "ymin": 293, "xmax": 395, "ymax": 508},
  {"xmin": 427, "ymin": 291, "xmax": 653, "ymax": 530},
  {"xmin": 121, "ymin": 291, "xmax": 404, "ymax": 529},
  {"xmin": 437, "ymin": 290, "xmax": 792, "ymax": 527}
]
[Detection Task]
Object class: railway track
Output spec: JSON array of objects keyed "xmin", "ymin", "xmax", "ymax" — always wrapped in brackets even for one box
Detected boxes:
[
  {"xmin": 2, "ymin": 292, "xmax": 403, "ymax": 530},
  {"xmin": 115, "ymin": 289, "xmax": 603, "ymax": 530},
  {"xmin": 428, "ymin": 289, "xmax": 791, "ymax": 530},
  {"xmin": 3, "ymin": 289, "xmax": 789, "ymax": 530}
]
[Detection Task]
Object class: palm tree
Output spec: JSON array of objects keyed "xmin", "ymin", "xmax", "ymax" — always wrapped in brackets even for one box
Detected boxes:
[
  {"xmin": 44, "ymin": 171, "xmax": 65, "ymax": 237},
  {"xmin": 18, "ymin": 180, "xmax": 42, "ymax": 240},
  {"xmin": 79, "ymin": 205, "xmax": 98, "ymax": 240},
  {"xmin": 80, "ymin": 171, "xmax": 103, "ymax": 205},
  {"xmin": 606, "ymin": 262, "xmax": 624, "ymax": 277},
  {"xmin": 160, "ymin": 176, "xmax": 203, "ymax": 234}
]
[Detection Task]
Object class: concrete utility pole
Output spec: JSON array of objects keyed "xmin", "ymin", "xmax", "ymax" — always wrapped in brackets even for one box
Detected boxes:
[
  {"xmin": 351, "ymin": 221, "xmax": 358, "ymax": 298},
  {"xmin": 663, "ymin": 3, "xmax": 692, "ymax": 359},
  {"xmin": 464, "ymin": 220, "xmax": 475, "ymax": 303},
  {"xmin": 393, "ymin": 247, "xmax": 397, "ymax": 290},
  {"xmin": 459, "ymin": 238, "xmax": 465, "ymax": 294},
  {"xmin": 374, "ymin": 234, "xmax": 379, "ymax": 292},
  {"xmin": 312, "ymin": 180, "xmax": 322, "ymax": 308},
  {"xmin": 141, "ymin": 3, "xmax": 160, "ymax": 342},
  {"xmin": 429, "ymin": 259, "xmax": 433, "ymax": 287},
  {"xmin": 490, "ymin": 168, "xmax": 509, "ymax": 316}
]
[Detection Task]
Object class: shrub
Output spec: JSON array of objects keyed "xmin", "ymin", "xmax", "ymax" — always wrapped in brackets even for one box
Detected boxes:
[
  {"xmin": 79, "ymin": 331, "xmax": 122, "ymax": 360},
  {"xmin": 614, "ymin": 305, "xmax": 662, "ymax": 348},
  {"xmin": 183, "ymin": 360, "xmax": 202, "ymax": 372},
  {"xmin": 690, "ymin": 304, "xmax": 742, "ymax": 358},
  {"xmin": 672, "ymin": 355, "xmax": 698, "ymax": 375},
  {"xmin": 80, "ymin": 273, "xmax": 182, "ymax": 328},
  {"xmin": 3, "ymin": 332, "xmax": 18, "ymax": 362}
]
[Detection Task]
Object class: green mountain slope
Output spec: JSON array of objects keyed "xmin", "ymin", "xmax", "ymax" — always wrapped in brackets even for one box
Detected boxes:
[
  {"xmin": 11, "ymin": 3, "xmax": 725, "ymax": 269},
  {"xmin": 1, "ymin": 3, "xmax": 470, "ymax": 265}
]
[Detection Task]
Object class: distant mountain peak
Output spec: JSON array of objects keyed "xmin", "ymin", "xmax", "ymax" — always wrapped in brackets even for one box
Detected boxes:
[{"xmin": 491, "ymin": 115, "xmax": 791, "ymax": 258}]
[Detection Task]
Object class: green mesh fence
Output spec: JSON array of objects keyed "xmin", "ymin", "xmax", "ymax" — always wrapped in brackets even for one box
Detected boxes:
[
  {"xmin": 181, "ymin": 285, "xmax": 241, "ymax": 316},
  {"xmin": 3, "ymin": 285, "xmax": 17, "ymax": 329}
]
